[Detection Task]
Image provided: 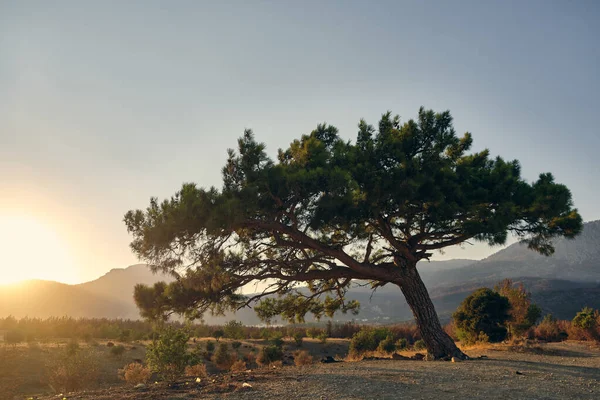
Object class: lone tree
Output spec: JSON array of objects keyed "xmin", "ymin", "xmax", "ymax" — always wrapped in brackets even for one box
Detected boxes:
[{"xmin": 125, "ymin": 108, "xmax": 581, "ymax": 359}]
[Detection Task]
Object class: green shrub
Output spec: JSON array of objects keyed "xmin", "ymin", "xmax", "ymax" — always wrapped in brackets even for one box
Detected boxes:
[
  {"xmin": 110, "ymin": 344, "xmax": 126, "ymax": 358},
  {"xmin": 453, "ymin": 288, "xmax": 511, "ymax": 344},
  {"xmin": 572, "ymin": 307, "xmax": 599, "ymax": 340},
  {"xmin": 231, "ymin": 341, "xmax": 242, "ymax": 350},
  {"xmin": 395, "ymin": 338, "xmax": 408, "ymax": 350},
  {"xmin": 214, "ymin": 343, "xmax": 233, "ymax": 370},
  {"xmin": 349, "ymin": 327, "xmax": 392, "ymax": 355},
  {"xmin": 205, "ymin": 340, "xmax": 215, "ymax": 352},
  {"xmin": 66, "ymin": 339, "xmax": 80, "ymax": 356},
  {"xmin": 223, "ymin": 320, "xmax": 245, "ymax": 340},
  {"xmin": 257, "ymin": 345, "xmax": 283, "ymax": 365},
  {"xmin": 145, "ymin": 327, "xmax": 190, "ymax": 382},
  {"xmin": 212, "ymin": 329, "xmax": 224, "ymax": 341},
  {"xmin": 293, "ymin": 331, "xmax": 304, "ymax": 347},
  {"xmin": 270, "ymin": 332, "xmax": 284, "ymax": 348},
  {"xmin": 317, "ymin": 332, "xmax": 328, "ymax": 344},
  {"xmin": 377, "ymin": 335, "xmax": 396, "ymax": 354},
  {"xmin": 413, "ymin": 339, "xmax": 426, "ymax": 351}
]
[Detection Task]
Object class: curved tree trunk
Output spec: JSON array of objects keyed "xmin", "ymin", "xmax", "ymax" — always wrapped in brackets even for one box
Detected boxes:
[{"xmin": 396, "ymin": 265, "xmax": 466, "ymax": 360}]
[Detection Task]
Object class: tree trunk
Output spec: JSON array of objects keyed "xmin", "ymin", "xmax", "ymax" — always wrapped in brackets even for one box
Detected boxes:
[{"xmin": 396, "ymin": 265, "xmax": 466, "ymax": 360}]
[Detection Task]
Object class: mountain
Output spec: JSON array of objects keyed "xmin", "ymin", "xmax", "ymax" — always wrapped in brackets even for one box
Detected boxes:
[
  {"xmin": 426, "ymin": 220, "xmax": 600, "ymax": 288},
  {"xmin": 0, "ymin": 280, "xmax": 126, "ymax": 319},
  {"xmin": 1, "ymin": 221, "xmax": 599, "ymax": 323}
]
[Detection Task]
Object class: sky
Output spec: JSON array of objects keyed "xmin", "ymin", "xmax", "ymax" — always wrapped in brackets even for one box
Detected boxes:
[{"xmin": 0, "ymin": 0, "xmax": 599, "ymax": 284}]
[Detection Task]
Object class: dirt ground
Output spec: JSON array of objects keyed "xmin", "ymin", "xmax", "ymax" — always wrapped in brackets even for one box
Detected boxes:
[{"xmin": 25, "ymin": 341, "xmax": 600, "ymax": 400}]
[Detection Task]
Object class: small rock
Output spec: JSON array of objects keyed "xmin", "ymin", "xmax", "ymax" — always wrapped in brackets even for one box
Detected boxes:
[
  {"xmin": 242, "ymin": 382, "xmax": 252, "ymax": 388},
  {"xmin": 451, "ymin": 357, "xmax": 461, "ymax": 363},
  {"xmin": 134, "ymin": 383, "xmax": 147, "ymax": 390},
  {"xmin": 516, "ymin": 371, "xmax": 524, "ymax": 375}
]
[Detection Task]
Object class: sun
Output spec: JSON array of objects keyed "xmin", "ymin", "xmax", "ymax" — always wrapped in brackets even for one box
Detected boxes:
[{"xmin": 0, "ymin": 214, "xmax": 79, "ymax": 285}]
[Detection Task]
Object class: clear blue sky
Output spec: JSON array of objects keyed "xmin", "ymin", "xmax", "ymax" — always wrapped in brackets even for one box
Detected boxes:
[{"xmin": 1, "ymin": 0, "xmax": 598, "ymax": 283}]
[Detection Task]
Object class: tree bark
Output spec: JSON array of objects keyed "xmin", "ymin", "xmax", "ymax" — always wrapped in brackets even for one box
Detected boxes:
[{"xmin": 396, "ymin": 264, "xmax": 466, "ymax": 360}]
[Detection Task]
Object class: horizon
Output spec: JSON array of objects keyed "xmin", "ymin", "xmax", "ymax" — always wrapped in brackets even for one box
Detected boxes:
[{"xmin": 1, "ymin": 1, "xmax": 599, "ymax": 285}]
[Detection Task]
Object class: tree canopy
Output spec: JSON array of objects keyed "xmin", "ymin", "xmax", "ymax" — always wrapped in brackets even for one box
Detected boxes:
[{"xmin": 125, "ymin": 107, "xmax": 581, "ymax": 358}]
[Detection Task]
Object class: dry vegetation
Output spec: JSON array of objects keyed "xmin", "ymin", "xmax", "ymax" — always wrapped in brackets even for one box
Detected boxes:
[{"xmin": 2, "ymin": 315, "xmax": 600, "ymax": 400}]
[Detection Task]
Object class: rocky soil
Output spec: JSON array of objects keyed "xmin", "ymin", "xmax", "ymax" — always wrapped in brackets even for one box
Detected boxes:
[{"xmin": 33, "ymin": 342, "xmax": 600, "ymax": 400}]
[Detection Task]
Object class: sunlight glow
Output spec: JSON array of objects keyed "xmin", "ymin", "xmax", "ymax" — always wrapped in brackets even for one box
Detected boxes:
[{"xmin": 0, "ymin": 214, "xmax": 79, "ymax": 284}]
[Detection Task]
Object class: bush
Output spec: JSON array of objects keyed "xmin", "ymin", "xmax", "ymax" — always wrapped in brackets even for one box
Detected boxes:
[
  {"xmin": 413, "ymin": 339, "xmax": 426, "ymax": 351},
  {"xmin": 223, "ymin": 320, "xmax": 245, "ymax": 340},
  {"xmin": 453, "ymin": 288, "xmax": 511, "ymax": 344},
  {"xmin": 145, "ymin": 326, "xmax": 190, "ymax": 382},
  {"xmin": 231, "ymin": 341, "xmax": 242, "ymax": 351},
  {"xmin": 306, "ymin": 327, "xmax": 320, "ymax": 338},
  {"xmin": 293, "ymin": 331, "xmax": 304, "ymax": 347},
  {"xmin": 534, "ymin": 314, "xmax": 567, "ymax": 342},
  {"xmin": 119, "ymin": 362, "xmax": 151, "ymax": 385},
  {"xmin": 270, "ymin": 332, "xmax": 285, "ymax": 348},
  {"xmin": 205, "ymin": 340, "xmax": 215, "ymax": 352},
  {"xmin": 257, "ymin": 345, "xmax": 283, "ymax": 366},
  {"xmin": 349, "ymin": 327, "xmax": 392, "ymax": 356},
  {"xmin": 5, "ymin": 329, "xmax": 24, "ymax": 346},
  {"xmin": 66, "ymin": 339, "xmax": 80, "ymax": 356},
  {"xmin": 230, "ymin": 359, "xmax": 247, "ymax": 373},
  {"xmin": 495, "ymin": 279, "xmax": 542, "ymax": 338},
  {"xmin": 184, "ymin": 364, "xmax": 207, "ymax": 378},
  {"xmin": 106, "ymin": 341, "xmax": 115, "ymax": 347},
  {"xmin": 47, "ymin": 348, "xmax": 100, "ymax": 393},
  {"xmin": 317, "ymin": 332, "xmax": 328, "ymax": 344},
  {"xmin": 294, "ymin": 350, "xmax": 313, "ymax": 366},
  {"xmin": 212, "ymin": 329, "xmax": 224, "ymax": 341},
  {"xmin": 377, "ymin": 335, "xmax": 396, "ymax": 354},
  {"xmin": 111, "ymin": 344, "xmax": 126, "ymax": 358},
  {"xmin": 571, "ymin": 307, "xmax": 599, "ymax": 340},
  {"xmin": 214, "ymin": 343, "xmax": 233, "ymax": 370},
  {"xmin": 395, "ymin": 338, "xmax": 408, "ymax": 350}
]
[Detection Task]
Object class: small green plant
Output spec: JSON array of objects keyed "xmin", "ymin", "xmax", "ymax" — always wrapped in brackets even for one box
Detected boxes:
[
  {"xmin": 145, "ymin": 326, "xmax": 190, "ymax": 382},
  {"xmin": 395, "ymin": 338, "xmax": 408, "ymax": 350},
  {"xmin": 231, "ymin": 341, "xmax": 242, "ymax": 351},
  {"xmin": 349, "ymin": 327, "xmax": 392, "ymax": 356},
  {"xmin": 377, "ymin": 335, "xmax": 396, "ymax": 354},
  {"xmin": 212, "ymin": 329, "xmax": 224, "ymax": 341},
  {"xmin": 205, "ymin": 340, "xmax": 215, "ymax": 352},
  {"xmin": 572, "ymin": 307, "xmax": 599, "ymax": 340},
  {"xmin": 270, "ymin": 332, "xmax": 285, "ymax": 348},
  {"xmin": 317, "ymin": 332, "xmax": 328, "ymax": 344},
  {"xmin": 293, "ymin": 331, "xmax": 304, "ymax": 347},
  {"xmin": 413, "ymin": 339, "xmax": 426, "ymax": 351},
  {"xmin": 65, "ymin": 339, "xmax": 80, "ymax": 356},
  {"xmin": 213, "ymin": 343, "xmax": 233, "ymax": 370},
  {"xmin": 223, "ymin": 320, "xmax": 245, "ymax": 340},
  {"xmin": 111, "ymin": 344, "xmax": 126, "ymax": 358},
  {"xmin": 453, "ymin": 288, "xmax": 511, "ymax": 344},
  {"xmin": 257, "ymin": 345, "xmax": 283, "ymax": 366}
]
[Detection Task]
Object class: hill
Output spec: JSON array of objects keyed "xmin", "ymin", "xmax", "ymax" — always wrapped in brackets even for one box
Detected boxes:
[{"xmin": 1, "ymin": 221, "xmax": 599, "ymax": 323}]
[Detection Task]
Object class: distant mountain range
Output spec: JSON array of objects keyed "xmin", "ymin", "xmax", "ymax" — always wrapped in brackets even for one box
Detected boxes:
[{"xmin": 1, "ymin": 220, "xmax": 599, "ymax": 324}]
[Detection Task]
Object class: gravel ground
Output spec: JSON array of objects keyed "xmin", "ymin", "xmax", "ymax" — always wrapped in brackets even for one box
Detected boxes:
[{"xmin": 35, "ymin": 342, "xmax": 600, "ymax": 400}]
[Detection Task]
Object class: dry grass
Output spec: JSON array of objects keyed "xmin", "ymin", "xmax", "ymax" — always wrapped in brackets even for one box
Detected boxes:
[
  {"xmin": 118, "ymin": 362, "xmax": 151, "ymax": 385},
  {"xmin": 293, "ymin": 350, "xmax": 313, "ymax": 366},
  {"xmin": 185, "ymin": 363, "xmax": 208, "ymax": 378},
  {"xmin": 230, "ymin": 359, "xmax": 247, "ymax": 373}
]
